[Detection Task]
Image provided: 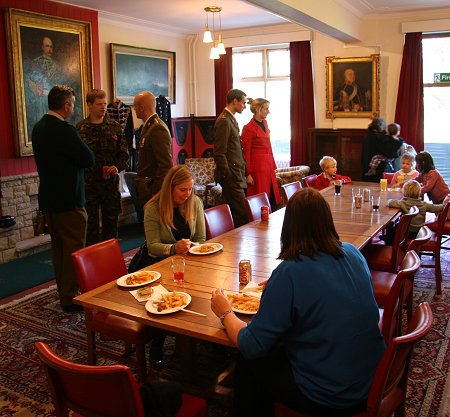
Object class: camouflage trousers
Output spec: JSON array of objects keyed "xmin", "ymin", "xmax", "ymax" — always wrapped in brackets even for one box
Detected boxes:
[{"xmin": 85, "ymin": 183, "xmax": 121, "ymax": 246}]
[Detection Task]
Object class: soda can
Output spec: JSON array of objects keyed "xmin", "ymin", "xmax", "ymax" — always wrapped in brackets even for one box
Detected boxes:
[
  {"xmin": 261, "ymin": 205, "xmax": 269, "ymax": 221},
  {"xmin": 354, "ymin": 194, "xmax": 363, "ymax": 208},
  {"xmin": 363, "ymin": 188, "xmax": 370, "ymax": 202},
  {"xmin": 239, "ymin": 260, "xmax": 252, "ymax": 285}
]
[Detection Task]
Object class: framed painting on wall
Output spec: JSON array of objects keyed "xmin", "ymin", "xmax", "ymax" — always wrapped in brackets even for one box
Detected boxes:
[
  {"xmin": 111, "ymin": 43, "xmax": 176, "ymax": 105},
  {"xmin": 326, "ymin": 54, "xmax": 380, "ymax": 119},
  {"xmin": 4, "ymin": 8, "xmax": 93, "ymax": 157}
]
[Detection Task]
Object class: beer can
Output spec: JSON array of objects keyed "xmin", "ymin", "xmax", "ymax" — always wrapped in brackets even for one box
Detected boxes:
[
  {"xmin": 261, "ymin": 205, "xmax": 269, "ymax": 221},
  {"xmin": 239, "ymin": 260, "xmax": 252, "ymax": 285},
  {"xmin": 363, "ymin": 188, "xmax": 370, "ymax": 202}
]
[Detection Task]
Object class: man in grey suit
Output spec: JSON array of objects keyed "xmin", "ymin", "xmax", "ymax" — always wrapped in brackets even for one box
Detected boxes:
[
  {"xmin": 133, "ymin": 91, "xmax": 173, "ymax": 208},
  {"xmin": 214, "ymin": 89, "xmax": 248, "ymax": 227}
]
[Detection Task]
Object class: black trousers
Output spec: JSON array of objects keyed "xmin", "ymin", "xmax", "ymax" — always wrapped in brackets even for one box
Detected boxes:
[{"xmin": 233, "ymin": 345, "xmax": 366, "ymax": 417}]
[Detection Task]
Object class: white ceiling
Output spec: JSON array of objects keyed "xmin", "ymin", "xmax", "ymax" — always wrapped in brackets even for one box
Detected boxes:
[{"xmin": 56, "ymin": 0, "xmax": 450, "ymax": 35}]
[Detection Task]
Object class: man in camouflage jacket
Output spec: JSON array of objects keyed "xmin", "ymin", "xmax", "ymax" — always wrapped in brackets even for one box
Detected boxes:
[{"xmin": 77, "ymin": 89, "xmax": 129, "ymax": 245}]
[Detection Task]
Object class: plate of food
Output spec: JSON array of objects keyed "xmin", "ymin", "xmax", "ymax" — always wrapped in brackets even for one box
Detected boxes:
[
  {"xmin": 145, "ymin": 291, "xmax": 191, "ymax": 315},
  {"xmin": 116, "ymin": 270, "xmax": 161, "ymax": 288},
  {"xmin": 189, "ymin": 243, "xmax": 223, "ymax": 255},
  {"xmin": 227, "ymin": 292, "xmax": 260, "ymax": 315}
]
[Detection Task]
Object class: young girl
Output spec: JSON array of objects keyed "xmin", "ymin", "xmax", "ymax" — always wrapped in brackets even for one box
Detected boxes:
[
  {"xmin": 315, "ymin": 156, "xmax": 351, "ymax": 191},
  {"xmin": 390, "ymin": 153, "xmax": 419, "ymax": 188},
  {"xmin": 415, "ymin": 151, "xmax": 450, "ymax": 204}
]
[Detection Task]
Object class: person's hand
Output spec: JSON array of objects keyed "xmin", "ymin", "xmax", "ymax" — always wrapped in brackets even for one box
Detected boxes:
[
  {"xmin": 174, "ymin": 238, "xmax": 191, "ymax": 255},
  {"xmin": 211, "ymin": 288, "xmax": 232, "ymax": 317},
  {"xmin": 246, "ymin": 174, "xmax": 254, "ymax": 186}
]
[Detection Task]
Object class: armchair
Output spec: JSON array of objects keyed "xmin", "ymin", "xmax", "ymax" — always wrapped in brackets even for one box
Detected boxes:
[{"xmin": 184, "ymin": 157, "xmax": 222, "ymax": 207}]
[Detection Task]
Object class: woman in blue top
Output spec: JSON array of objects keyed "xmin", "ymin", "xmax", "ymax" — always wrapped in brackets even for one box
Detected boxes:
[{"xmin": 211, "ymin": 188, "xmax": 385, "ymax": 417}]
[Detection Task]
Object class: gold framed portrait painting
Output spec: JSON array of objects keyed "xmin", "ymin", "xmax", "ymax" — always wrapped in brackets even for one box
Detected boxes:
[
  {"xmin": 111, "ymin": 43, "xmax": 176, "ymax": 105},
  {"xmin": 326, "ymin": 54, "xmax": 380, "ymax": 119},
  {"xmin": 4, "ymin": 8, "xmax": 93, "ymax": 157}
]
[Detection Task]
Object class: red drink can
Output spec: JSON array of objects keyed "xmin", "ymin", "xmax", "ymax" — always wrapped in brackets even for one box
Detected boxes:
[
  {"xmin": 239, "ymin": 260, "xmax": 252, "ymax": 285},
  {"xmin": 261, "ymin": 205, "xmax": 269, "ymax": 221}
]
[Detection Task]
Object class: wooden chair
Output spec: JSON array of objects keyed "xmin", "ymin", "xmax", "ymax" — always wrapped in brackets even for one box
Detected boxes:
[
  {"xmin": 204, "ymin": 203, "xmax": 234, "ymax": 240},
  {"xmin": 302, "ymin": 174, "xmax": 317, "ymax": 188},
  {"xmin": 375, "ymin": 250, "xmax": 421, "ymax": 342},
  {"xmin": 35, "ymin": 341, "xmax": 207, "ymax": 417},
  {"xmin": 418, "ymin": 200, "xmax": 450, "ymax": 295},
  {"xmin": 382, "ymin": 172, "xmax": 396, "ymax": 184},
  {"xmin": 281, "ymin": 181, "xmax": 302, "ymax": 204},
  {"xmin": 71, "ymin": 239, "xmax": 156, "ymax": 382},
  {"xmin": 406, "ymin": 225, "xmax": 433, "ymax": 253},
  {"xmin": 274, "ymin": 302, "xmax": 433, "ymax": 417},
  {"xmin": 244, "ymin": 192, "xmax": 271, "ymax": 222},
  {"xmin": 426, "ymin": 195, "xmax": 450, "ymax": 251},
  {"xmin": 362, "ymin": 205, "xmax": 419, "ymax": 273}
]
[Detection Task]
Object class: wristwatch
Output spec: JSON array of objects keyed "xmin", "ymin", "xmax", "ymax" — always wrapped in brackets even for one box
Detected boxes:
[{"xmin": 219, "ymin": 309, "xmax": 233, "ymax": 325}]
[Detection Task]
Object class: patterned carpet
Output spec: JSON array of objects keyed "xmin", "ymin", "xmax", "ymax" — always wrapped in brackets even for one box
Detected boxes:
[{"xmin": 0, "ymin": 252, "xmax": 449, "ymax": 417}]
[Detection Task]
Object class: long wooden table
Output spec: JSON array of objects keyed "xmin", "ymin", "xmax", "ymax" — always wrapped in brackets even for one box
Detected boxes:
[{"xmin": 74, "ymin": 182, "xmax": 402, "ymax": 349}]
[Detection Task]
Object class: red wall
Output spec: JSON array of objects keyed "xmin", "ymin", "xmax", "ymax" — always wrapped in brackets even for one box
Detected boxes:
[{"xmin": 0, "ymin": 0, "xmax": 100, "ymax": 178}]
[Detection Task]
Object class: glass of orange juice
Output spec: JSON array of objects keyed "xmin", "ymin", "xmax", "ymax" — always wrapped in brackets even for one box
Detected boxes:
[{"xmin": 380, "ymin": 178, "xmax": 388, "ymax": 191}]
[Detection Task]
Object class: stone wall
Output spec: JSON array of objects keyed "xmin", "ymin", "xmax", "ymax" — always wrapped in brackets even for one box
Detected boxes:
[{"xmin": 0, "ymin": 173, "xmax": 137, "ymax": 264}]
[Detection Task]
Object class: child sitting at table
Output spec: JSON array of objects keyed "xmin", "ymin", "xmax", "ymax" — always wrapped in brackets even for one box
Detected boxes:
[
  {"xmin": 385, "ymin": 180, "xmax": 443, "ymax": 242},
  {"xmin": 390, "ymin": 153, "xmax": 419, "ymax": 188},
  {"xmin": 315, "ymin": 155, "xmax": 352, "ymax": 191},
  {"xmin": 415, "ymin": 151, "xmax": 450, "ymax": 204}
]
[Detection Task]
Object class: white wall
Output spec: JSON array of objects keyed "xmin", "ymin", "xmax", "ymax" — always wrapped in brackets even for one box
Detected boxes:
[
  {"xmin": 97, "ymin": 8, "xmax": 450, "ymax": 128},
  {"xmin": 97, "ymin": 16, "xmax": 189, "ymax": 120}
]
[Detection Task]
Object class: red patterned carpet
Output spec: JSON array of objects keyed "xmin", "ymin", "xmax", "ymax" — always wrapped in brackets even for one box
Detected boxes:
[{"xmin": 0, "ymin": 251, "xmax": 449, "ymax": 416}]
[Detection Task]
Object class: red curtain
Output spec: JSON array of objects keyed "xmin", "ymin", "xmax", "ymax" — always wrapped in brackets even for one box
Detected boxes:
[
  {"xmin": 290, "ymin": 41, "xmax": 315, "ymax": 166},
  {"xmin": 214, "ymin": 47, "xmax": 233, "ymax": 117},
  {"xmin": 394, "ymin": 32, "xmax": 424, "ymax": 152}
]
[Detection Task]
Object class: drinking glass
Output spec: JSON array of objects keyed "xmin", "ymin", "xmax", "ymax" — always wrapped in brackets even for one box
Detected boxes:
[
  {"xmin": 352, "ymin": 188, "xmax": 361, "ymax": 200},
  {"xmin": 380, "ymin": 178, "xmax": 388, "ymax": 192},
  {"xmin": 371, "ymin": 195, "xmax": 381, "ymax": 211},
  {"xmin": 334, "ymin": 179, "xmax": 342, "ymax": 195},
  {"xmin": 172, "ymin": 256, "xmax": 185, "ymax": 283}
]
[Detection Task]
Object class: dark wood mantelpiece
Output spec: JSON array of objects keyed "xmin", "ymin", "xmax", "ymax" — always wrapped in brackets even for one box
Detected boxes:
[{"xmin": 308, "ymin": 128, "xmax": 367, "ymax": 181}]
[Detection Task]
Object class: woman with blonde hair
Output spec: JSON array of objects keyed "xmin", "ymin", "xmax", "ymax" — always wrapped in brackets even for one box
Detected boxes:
[
  {"xmin": 144, "ymin": 164, "xmax": 205, "ymax": 262},
  {"xmin": 241, "ymin": 98, "xmax": 281, "ymax": 210}
]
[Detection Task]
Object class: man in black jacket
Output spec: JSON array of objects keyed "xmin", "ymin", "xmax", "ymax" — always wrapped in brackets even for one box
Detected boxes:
[{"xmin": 32, "ymin": 85, "xmax": 94, "ymax": 313}]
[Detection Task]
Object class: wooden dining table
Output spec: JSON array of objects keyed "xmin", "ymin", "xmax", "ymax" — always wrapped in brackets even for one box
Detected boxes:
[{"xmin": 74, "ymin": 181, "xmax": 402, "ymax": 349}]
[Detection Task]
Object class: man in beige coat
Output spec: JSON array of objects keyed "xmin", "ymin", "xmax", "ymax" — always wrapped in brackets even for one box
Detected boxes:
[
  {"xmin": 133, "ymin": 91, "xmax": 173, "ymax": 208},
  {"xmin": 214, "ymin": 89, "xmax": 248, "ymax": 227}
]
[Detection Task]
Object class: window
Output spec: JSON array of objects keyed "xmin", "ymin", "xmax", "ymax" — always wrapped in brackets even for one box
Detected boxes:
[
  {"xmin": 232, "ymin": 45, "xmax": 290, "ymax": 167},
  {"xmin": 422, "ymin": 34, "xmax": 450, "ymax": 184}
]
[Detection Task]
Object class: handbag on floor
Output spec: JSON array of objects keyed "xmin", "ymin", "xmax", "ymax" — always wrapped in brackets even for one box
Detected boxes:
[{"xmin": 128, "ymin": 241, "xmax": 158, "ymax": 273}]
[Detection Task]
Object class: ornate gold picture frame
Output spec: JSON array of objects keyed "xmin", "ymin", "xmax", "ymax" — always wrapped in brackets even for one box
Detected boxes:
[
  {"xmin": 111, "ymin": 43, "xmax": 176, "ymax": 105},
  {"xmin": 326, "ymin": 54, "xmax": 380, "ymax": 119},
  {"xmin": 4, "ymin": 8, "xmax": 93, "ymax": 157}
]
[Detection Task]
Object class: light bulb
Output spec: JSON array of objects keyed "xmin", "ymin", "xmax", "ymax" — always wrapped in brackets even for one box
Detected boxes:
[
  {"xmin": 203, "ymin": 24, "xmax": 213, "ymax": 43},
  {"xmin": 210, "ymin": 46, "xmax": 220, "ymax": 60}
]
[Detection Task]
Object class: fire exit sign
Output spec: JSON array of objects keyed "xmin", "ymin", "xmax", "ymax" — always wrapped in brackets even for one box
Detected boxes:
[{"xmin": 434, "ymin": 73, "xmax": 450, "ymax": 82}]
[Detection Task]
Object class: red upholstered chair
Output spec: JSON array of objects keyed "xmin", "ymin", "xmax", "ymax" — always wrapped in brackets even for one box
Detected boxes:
[
  {"xmin": 244, "ymin": 192, "xmax": 271, "ymax": 222},
  {"xmin": 382, "ymin": 172, "xmax": 395, "ymax": 185},
  {"xmin": 281, "ymin": 181, "xmax": 302, "ymax": 204},
  {"xmin": 274, "ymin": 302, "xmax": 433, "ymax": 417},
  {"xmin": 72, "ymin": 239, "xmax": 156, "ymax": 382},
  {"xmin": 376, "ymin": 250, "xmax": 421, "ymax": 343},
  {"xmin": 406, "ymin": 225, "xmax": 433, "ymax": 253},
  {"xmin": 302, "ymin": 174, "xmax": 317, "ymax": 188},
  {"xmin": 35, "ymin": 341, "xmax": 207, "ymax": 417},
  {"xmin": 204, "ymin": 204, "xmax": 234, "ymax": 240},
  {"xmin": 418, "ymin": 200, "xmax": 450, "ymax": 295},
  {"xmin": 426, "ymin": 195, "xmax": 450, "ymax": 251},
  {"xmin": 362, "ymin": 205, "xmax": 419, "ymax": 273}
]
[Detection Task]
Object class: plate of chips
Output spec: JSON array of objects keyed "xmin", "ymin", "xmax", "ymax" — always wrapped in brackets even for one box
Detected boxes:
[
  {"xmin": 116, "ymin": 270, "xmax": 161, "ymax": 288},
  {"xmin": 145, "ymin": 291, "xmax": 192, "ymax": 315}
]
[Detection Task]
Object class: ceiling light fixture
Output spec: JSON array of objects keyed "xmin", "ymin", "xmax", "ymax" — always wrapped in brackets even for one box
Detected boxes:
[{"xmin": 202, "ymin": 6, "xmax": 226, "ymax": 60}]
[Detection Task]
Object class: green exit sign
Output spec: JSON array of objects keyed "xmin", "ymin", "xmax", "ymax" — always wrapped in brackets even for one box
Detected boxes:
[{"xmin": 434, "ymin": 73, "xmax": 450, "ymax": 82}]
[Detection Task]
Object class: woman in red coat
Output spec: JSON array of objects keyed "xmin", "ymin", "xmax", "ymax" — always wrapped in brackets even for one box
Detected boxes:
[{"xmin": 241, "ymin": 98, "xmax": 281, "ymax": 210}]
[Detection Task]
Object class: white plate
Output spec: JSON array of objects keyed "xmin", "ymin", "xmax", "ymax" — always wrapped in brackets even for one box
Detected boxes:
[
  {"xmin": 226, "ymin": 292, "xmax": 260, "ymax": 315},
  {"xmin": 189, "ymin": 243, "xmax": 223, "ymax": 255},
  {"xmin": 116, "ymin": 270, "xmax": 161, "ymax": 288},
  {"xmin": 145, "ymin": 291, "xmax": 192, "ymax": 315}
]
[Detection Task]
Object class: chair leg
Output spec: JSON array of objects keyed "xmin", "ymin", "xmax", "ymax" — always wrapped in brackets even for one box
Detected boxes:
[
  {"xmin": 435, "ymin": 249, "xmax": 442, "ymax": 295},
  {"xmin": 87, "ymin": 329, "xmax": 97, "ymax": 365},
  {"xmin": 135, "ymin": 342, "xmax": 147, "ymax": 382}
]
